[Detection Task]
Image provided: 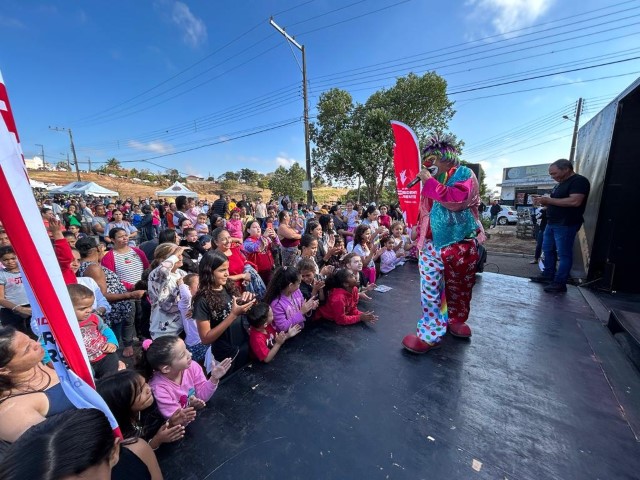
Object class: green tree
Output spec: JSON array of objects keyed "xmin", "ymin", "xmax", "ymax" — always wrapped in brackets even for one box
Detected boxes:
[
  {"xmin": 311, "ymin": 72, "xmax": 455, "ymax": 203},
  {"xmin": 56, "ymin": 160, "xmax": 69, "ymax": 171},
  {"xmin": 268, "ymin": 163, "xmax": 306, "ymax": 200},
  {"xmin": 105, "ymin": 158, "xmax": 121, "ymax": 172},
  {"xmin": 239, "ymin": 168, "xmax": 259, "ymax": 185},
  {"xmin": 165, "ymin": 169, "xmax": 180, "ymax": 183},
  {"xmin": 218, "ymin": 171, "xmax": 240, "ymax": 182}
]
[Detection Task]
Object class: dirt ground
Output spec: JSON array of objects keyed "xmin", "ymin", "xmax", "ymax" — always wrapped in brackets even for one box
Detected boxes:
[
  {"xmin": 28, "ymin": 171, "xmax": 347, "ymax": 203},
  {"xmin": 483, "ymin": 225, "xmax": 537, "ymax": 255}
]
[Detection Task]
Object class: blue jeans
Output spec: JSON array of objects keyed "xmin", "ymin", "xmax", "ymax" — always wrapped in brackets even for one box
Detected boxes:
[{"xmin": 542, "ymin": 224, "xmax": 580, "ymax": 285}]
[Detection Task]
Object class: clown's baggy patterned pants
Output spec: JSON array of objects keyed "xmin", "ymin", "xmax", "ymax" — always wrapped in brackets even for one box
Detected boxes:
[{"xmin": 417, "ymin": 239, "xmax": 479, "ymax": 344}]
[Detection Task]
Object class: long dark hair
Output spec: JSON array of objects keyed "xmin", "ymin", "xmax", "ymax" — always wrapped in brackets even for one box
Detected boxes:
[
  {"xmin": 300, "ymin": 234, "xmax": 316, "ymax": 251},
  {"xmin": 193, "ymin": 250, "xmax": 239, "ymax": 314},
  {"xmin": 210, "ymin": 227, "xmax": 226, "ymax": 249},
  {"xmin": 325, "ymin": 267, "xmax": 353, "ymax": 292},
  {"xmin": 0, "ymin": 327, "xmax": 17, "ymax": 392},
  {"xmin": 0, "ymin": 408, "xmax": 115, "ymax": 480},
  {"xmin": 96, "ymin": 369, "xmax": 145, "ymax": 440},
  {"xmin": 304, "ymin": 220, "xmax": 320, "ymax": 236},
  {"xmin": 243, "ymin": 219, "xmax": 260, "ymax": 240},
  {"xmin": 263, "ymin": 266, "xmax": 300, "ymax": 306},
  {"xmin": 353, "ymin": 224, "xmax": 370, "ymax": 247},
  {"xmin": 318, "ymin": 214, "xmax": 333, "ymax": 233},
  {"xmin": 363, "ymin": 205, "xmax": 376, "ymax": 220}
]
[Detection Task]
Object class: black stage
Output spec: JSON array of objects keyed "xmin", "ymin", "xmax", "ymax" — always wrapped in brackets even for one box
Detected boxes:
[{"xmin": 158, "ymin": 265, "xmax": 640, "ymax": 480}]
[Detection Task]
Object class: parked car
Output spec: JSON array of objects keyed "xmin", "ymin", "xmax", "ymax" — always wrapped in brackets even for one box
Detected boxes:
[{"xmin": 482, "ymin": 205, "xmax": 518, "ymax": 225}]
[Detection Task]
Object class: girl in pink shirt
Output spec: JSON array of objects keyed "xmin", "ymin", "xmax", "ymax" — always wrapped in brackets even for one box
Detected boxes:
[
  {"xmin": 263, "ymin": 266, "xmax": 318, "ymax": 333},
  {"xmin": 225, "ymin": 208, "xmax": 244, "ymax": 244},
  {"xmin": 144, "ymin": 336, "xmax": 232, "ymax": 419}
]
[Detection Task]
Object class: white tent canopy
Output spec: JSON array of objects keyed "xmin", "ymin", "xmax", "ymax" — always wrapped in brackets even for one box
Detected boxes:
[
  {"xmin": 29, "ymin": 178, "xmax": 47, "ymax": 189},
  {"xmin": 156, "ymin": 181, "xmax": 198, "ymax": 198},
  {"xmin": 49, "ymin": 181, "xmax": 118, "ymax": 197}
]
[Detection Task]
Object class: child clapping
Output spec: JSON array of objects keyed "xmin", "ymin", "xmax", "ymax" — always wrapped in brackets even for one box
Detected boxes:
[
  {"xmin": 143, "ymin": 336, "xmax": 232, "ymax": 419},
  {"xmin": 247, "ymin": 303, "xmax": 301, "ymax": 363}
]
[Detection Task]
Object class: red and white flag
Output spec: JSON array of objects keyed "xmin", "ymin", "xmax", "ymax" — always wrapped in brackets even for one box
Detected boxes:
[
  {"xmin": 390, "ymin": 121, "xmax": 421, "ymax": 227},
  {"xmin": 0, "ymin": 71, "xmax": 119, "ymax": 435}
]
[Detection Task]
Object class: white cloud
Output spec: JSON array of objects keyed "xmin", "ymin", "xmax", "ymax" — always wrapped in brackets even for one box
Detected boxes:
[
  {"xmin": 0, "ymin": 16, "xmax": 24, "ymax": 28},
  {"xmin": 466, "ymin": 0, "xmax": 553, "ymax": 36},
  {"xmin": 127, "ymin": 140, "xmax": 174, "ymax": 154},
  {"xmin": 275, "ymin": 156, "xmax": 298, "ymax": 168},
  {"xmin": 171, "ymin": 1, "xmax": 207, "ymax": 48}
]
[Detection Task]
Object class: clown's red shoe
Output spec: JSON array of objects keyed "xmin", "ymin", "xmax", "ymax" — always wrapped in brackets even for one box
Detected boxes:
[
  {"xmin": 448, "ymin": 323, "xmax": 472, "ymax": 338},
  {"xmin": 402, "ymin": 335, "xmax": 439, "ymax": 354}
]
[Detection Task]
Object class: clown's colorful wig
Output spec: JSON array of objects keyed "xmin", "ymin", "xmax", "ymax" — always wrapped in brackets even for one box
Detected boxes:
[{"xmin": 421, "ymin": 134, "xmax": 460, "ymax": 166}]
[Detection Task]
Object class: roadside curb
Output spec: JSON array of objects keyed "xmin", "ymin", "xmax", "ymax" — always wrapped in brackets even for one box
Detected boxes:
[{"xmin": 486, "ymin": 251, "xmax": 535, "ymax": 258}]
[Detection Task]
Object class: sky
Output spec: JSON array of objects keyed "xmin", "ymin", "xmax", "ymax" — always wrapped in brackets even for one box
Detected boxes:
[{"xmin": 1, "ymin": 0, "xmax": 639, "ymax": 193}]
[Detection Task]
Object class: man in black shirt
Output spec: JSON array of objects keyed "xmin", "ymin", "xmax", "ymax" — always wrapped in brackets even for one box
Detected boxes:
[
  {"xmin": 532, "ymin": 159, "xmax": 590, "ymax": 293},
  {"xmin": 489, "ymin": 200, "xmax": 501, "ymax": 228},
  {"xmin": 211, "ymin": 193, "xmax": 228, "ymax": 218}
]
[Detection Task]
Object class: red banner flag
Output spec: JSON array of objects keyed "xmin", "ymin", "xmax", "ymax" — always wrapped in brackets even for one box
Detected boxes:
[
  {"xmin": 0, "ymin": 71, "xmax": 119, "ymax": 434},
  {"xmin": 390, "ymin": 121, "xmax": 421, "ymax": 227}
]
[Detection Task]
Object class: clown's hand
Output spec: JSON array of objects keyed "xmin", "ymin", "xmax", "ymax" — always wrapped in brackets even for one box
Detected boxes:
[{"xmin": 417, "ymin": 168, "xmax": 432, "ymax": 182}]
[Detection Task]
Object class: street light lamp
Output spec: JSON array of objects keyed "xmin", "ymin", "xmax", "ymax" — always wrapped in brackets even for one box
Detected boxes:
[{"xmin": 270, "ymin": 17, "xmax": 314, "ymax": 206}]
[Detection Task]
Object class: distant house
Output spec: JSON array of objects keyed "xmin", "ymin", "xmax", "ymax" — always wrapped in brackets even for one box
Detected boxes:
[
  {"xmin": 185, "ymin": 175, "xmax": 205, "ymax": 182},
  {"xmin": 25, "ymin": 156, "xmax": 44, "ymax": 170}
]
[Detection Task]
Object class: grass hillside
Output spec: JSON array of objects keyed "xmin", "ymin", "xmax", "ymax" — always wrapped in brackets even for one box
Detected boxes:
[{"xmin": 28, "ymin": 170, "xmax": 347, "ymax": 204}]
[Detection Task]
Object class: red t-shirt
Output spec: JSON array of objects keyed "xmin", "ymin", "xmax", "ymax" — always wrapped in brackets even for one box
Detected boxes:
[{"xmin": 249, "ymin": 324, "xmax": 277, "ymax": 361}]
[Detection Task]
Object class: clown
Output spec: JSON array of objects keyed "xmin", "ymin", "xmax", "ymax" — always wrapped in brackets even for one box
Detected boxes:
[{"xmin": 402, "ymin": 135, "xmax": 486, "ymax": 354}]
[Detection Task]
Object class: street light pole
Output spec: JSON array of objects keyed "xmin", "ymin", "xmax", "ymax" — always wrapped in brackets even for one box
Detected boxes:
[
  {"xmin": 50, "ymin": 126, "xmax": 81, "ymax": 181},
  {"xmin": 270, "ymin": 17, "xmax": 314, "ymax": 206},
  {"xmin": 35, "ymin": 143, "xmax": 45, "ymax": 170},
  {"xmin": 568, "ymin": 98, "xmax": 583, "ymax": 163}
]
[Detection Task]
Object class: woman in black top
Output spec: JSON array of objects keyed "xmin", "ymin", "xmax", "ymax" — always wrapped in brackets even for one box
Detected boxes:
[{"xmin": 192, "ymin": 251, "xmax": 256, "ymax": 373}]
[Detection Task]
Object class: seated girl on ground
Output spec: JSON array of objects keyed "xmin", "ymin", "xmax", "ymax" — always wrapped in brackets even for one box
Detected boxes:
[
  {"xmin": 97, "ymin": 369, "xmax": 191, "ymax": 451},
  {"xmin": 316, "ymin": 269, "xmax": 378, "ymax": 326},
  {"xmin": 142, "ymin": 335, "xmax": 232, "ymax": 420},
  {"xmin": 342, "ymin": 253, "xmax": 377, "ymax": 301},
  {"xmin": 247, "ymin": 302, "xmax": 301, "ymax": 363},
  {"xmin": 263, "ymin": 266, "xmax": 319, "ymax": 333}
]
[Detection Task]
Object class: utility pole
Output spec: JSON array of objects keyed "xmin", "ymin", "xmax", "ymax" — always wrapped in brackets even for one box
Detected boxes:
[
  {"xmin": 270, "ymin": 17, "xmax": 313, "ymax": 205},
  {"xmin": 50, "ymin": 126, "xmax": 81, "ymax": 181},
  {"xmin": 35, "ymin": 144, "xmax": 45, "ymax": 169},
  {"xmin": 568, "ymin": 98, "xmax": 583, "ymax": 163}
]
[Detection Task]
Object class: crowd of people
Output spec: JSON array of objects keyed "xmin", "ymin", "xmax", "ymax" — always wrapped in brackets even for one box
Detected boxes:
[{"xmin": 0, "ymin": 190, "xmax": 418, "ymax": 478}]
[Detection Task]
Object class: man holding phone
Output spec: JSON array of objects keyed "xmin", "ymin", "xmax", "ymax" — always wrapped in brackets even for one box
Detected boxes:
[{"xmin": 531, "ymin": 159, "xmax": 590, "ymax": 293}]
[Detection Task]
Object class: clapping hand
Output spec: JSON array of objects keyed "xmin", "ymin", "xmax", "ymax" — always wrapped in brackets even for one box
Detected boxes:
[
  {"xmin": 169, "ymin": 406, "xmax": 197, "ymax": 426},
  {"xmin": 301, "ymin": 295, "xmax": 319, "ymax": 314},
  {"xmin": 211, "ymin": 357, "xmax": 233, "ymax": 380},
  {"xmin": 360, "ymin": 311, "xmax": 378, "ymax": 324},
  {"xmin": 231, "ymin": 293, "xmax": 256, "ymax": 316},
  {"xmin": 154, "ymin": 421, "xmax": 185, "ymax": 444},
  {"xmin": 188, "ymin": 396, "xmax": 206, "ymax": 410},
  {"xmin": 287, "ymin": 324, "xmax": 302, "ymax": 339}
]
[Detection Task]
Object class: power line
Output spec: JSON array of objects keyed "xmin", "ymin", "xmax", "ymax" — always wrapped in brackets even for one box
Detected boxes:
[
  {"xmin": 309, "ymin": 1, "xmax": 639, "ymax": 83},
  {"xmin": 309, "ymin": 15, "xmax": 640, "ymax": 91},
  {"xmin": 75, "ymin": 0, "xmax": 315, "ymax": 124}
]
